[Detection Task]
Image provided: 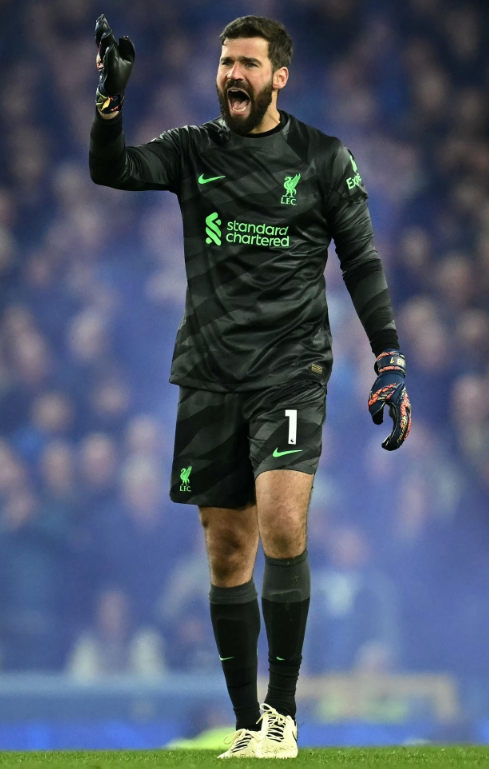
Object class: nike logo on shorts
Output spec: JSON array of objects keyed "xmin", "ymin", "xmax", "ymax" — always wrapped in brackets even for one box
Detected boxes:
[
  {"xmin": 198, "ymin": 174, "xmax": 226, "ymax": 184},
  {"xmin": 273, "ymin": 448, "xmax": 303, "ymax": 457}
]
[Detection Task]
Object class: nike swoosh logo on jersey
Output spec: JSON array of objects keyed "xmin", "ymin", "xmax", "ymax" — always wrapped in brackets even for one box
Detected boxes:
[
  {"xmin": 198, "ymin": 174, "xmax": 226, "ymax": 184},
  {"xmin": 273, "ymin": 448, "xmax": 303, "ymax": 457}
]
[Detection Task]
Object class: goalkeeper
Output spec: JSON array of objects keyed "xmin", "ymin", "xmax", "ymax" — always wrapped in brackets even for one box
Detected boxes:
[{"xmin": 89, "ymin": 13, "xmax": 411, "ymax": 759}]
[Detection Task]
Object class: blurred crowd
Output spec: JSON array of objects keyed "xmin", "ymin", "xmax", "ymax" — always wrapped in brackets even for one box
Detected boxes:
[{"xmin": 0, "ymin": 0, "xmax": 488, "ymax": 680}]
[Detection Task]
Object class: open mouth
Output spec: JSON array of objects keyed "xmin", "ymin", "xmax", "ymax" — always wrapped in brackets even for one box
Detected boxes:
[{"xmin": 227, "ymin": 87, "xmax": 251, "ymax": 115}]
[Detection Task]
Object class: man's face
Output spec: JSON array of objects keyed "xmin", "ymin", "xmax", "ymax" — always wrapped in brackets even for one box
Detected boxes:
[{"xmin": 216, "ymin": 37, "xmax": 276, "ymax": 135}]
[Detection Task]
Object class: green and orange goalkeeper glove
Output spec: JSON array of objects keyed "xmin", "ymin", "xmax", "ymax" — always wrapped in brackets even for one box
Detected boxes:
[
  {"xmin": 368, "ymin": 350, "xmax": 412, "ymax": 451},
  {"xmin": 95, "ymin": 14, "xmax": 135, "ymax": 115}
]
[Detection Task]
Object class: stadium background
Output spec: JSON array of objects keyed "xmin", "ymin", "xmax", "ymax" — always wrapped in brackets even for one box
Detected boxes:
[{"xmin": 1, "ymin": 0, "xmax": 489, "ymax": 750}]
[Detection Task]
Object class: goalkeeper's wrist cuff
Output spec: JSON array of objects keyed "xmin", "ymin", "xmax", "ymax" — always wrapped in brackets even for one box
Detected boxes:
[
  {"xmin": 96, "ymin": 85, "xmax": 124, "ymax": 115},
  {"xmin": 374, "ymin": 350, "xmax": 406, "ymax": 376}
]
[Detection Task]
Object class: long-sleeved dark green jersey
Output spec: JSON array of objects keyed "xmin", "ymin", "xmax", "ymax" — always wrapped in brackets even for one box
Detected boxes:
[{"xmin": 89, "ymin": 110, "xmax": 399, "ymax": 392}]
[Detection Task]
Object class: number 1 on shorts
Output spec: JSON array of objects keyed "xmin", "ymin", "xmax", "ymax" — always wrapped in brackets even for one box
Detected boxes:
[{"xmin": 285, "ymin": 409, "xmax": 297, "ymax": 445}]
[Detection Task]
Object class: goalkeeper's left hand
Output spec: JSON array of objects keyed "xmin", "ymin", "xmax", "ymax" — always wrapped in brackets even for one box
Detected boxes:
[{"xmin": 368, "ymin": 350, "xmax": 411, "ymax": 451}]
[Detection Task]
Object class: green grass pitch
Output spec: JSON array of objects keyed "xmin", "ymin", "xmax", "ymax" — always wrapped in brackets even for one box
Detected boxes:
[{"xmin": 0, "ymin": 748, "xmax": 489, "ymax": 768}]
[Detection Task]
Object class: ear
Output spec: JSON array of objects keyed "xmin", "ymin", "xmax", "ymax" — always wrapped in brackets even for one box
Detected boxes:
[{"xmin": 273, "ymin": 66, "xmax": 289, "ymax": 91}]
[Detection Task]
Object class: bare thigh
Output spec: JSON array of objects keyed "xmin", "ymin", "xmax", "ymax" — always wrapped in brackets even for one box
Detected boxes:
[
  {"xmin": 255, "ymin": 469, "xmax": 314, "ymax": 558},
  {"xmin": 199, "ymin": 503, "xmax": 259, "ymax": 587}
]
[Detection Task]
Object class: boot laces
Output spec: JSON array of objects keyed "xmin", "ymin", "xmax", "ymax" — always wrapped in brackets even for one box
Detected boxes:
[
  {"xmin": 258, "ymin": 705, "xmax": 288, "ymax": 743},
  {"xmin": 228, "ymin": 729, "xmax": 255, "ymax": 752}
]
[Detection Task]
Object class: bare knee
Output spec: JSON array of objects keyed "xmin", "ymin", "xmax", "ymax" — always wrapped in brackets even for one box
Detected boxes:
[
  {"xmin": 261, "ymin": 509, "xmax": 307, "ymax": 557},
  {"xmin": 208, "ymin": 535, "xmax": 248, "ymax": 584},
  {"xmin": 199, "ymin": 506, "xmax": 258, "ymax": 586},
  {"xmin": 263, "ymin": 529, "xmax": 306, "ymax": 559},
  {"xmin": 256, "ymin": 470, "xmax": 311, "ymax": 559}
]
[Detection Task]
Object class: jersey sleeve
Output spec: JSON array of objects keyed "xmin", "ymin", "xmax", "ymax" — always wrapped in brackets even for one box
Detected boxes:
[
  {"xmin": 324, "ymin": 140, "xmax": 400, "ymax": 356},
  {"xmin": 89, "ymin": 110, "xmax": 183, "ymax": 193}
]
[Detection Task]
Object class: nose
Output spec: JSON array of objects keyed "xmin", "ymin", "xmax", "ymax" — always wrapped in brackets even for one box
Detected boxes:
[{"xmin": 226, "ymin": 62, "xmax": 244, "ymax": 81}]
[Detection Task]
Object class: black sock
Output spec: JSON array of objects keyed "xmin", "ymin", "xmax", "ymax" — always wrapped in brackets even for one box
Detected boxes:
[
  {"xmin": 262, "ymin": 549, "xmax": 311, "ymax": 720},
  {"xmin": 210, "ymin": 580, "xmax": 261, "ymax": 731}
]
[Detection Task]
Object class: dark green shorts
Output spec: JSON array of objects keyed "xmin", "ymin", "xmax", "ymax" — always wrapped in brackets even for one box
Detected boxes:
[{"xmin": 170, "ymin": 380, "xmax": 326, "ymax": 508}]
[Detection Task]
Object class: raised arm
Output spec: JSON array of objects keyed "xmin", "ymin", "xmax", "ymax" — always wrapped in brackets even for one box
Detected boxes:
[
  {"xmin": 89, "ymin": 15, "xmax": 181, "ymax": 193},
  {"xmin": 89, "ymin": 113, "xmax": 181, "ymax": 192}
]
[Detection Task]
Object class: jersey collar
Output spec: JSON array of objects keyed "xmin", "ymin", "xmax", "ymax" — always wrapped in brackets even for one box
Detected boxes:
[{"xmin": 216, "ymin": 111, "xmax": 291, "ymax": 147}]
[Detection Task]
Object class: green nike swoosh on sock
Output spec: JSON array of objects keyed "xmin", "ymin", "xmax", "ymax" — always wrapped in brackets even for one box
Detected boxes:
[
  {"xmin": 276, "ymin": 656, "xmax": 286, "ymax": 661},
  {"xmin": 219, "ymin": 655, "xmax": 235, "ymax": 661}
]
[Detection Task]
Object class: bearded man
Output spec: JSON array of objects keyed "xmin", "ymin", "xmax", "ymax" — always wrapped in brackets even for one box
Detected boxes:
[{"xmin": 89, "ymin": 14, "xmax": 411, "ymax": 759}]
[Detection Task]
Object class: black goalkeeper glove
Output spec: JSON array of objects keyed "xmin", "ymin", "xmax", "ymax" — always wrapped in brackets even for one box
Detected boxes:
[
  {"xmin": 95, "ymin": 14, "xmax": 135, "ymax": 115},
  {"xmin": 368, "ymin": 350, "xmax": 411, "ymax": 451}
]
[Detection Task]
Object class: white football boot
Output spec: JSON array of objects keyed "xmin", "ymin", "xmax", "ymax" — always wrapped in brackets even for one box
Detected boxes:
[
  {"xmin": 217, "ymin": 728, "xmax": 260, "ymax": 758},
  {"xmin": 256, "ymin": 704, "xmax": 298, "ymax": 758}
]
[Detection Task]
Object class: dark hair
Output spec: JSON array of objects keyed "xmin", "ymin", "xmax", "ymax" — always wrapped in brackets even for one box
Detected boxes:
[{"xmin": 219, "ymin": 15, "xmax": 293, "ymax": 71}]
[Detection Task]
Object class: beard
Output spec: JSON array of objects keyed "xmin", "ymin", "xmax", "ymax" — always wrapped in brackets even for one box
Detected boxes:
[{"xmin": 217, "ymin": 77, "xmax": 274, "ymax": 135}]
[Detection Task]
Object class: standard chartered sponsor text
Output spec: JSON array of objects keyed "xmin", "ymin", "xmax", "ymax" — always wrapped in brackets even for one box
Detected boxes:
[
  {"xmin": 227, "ymin": 220, "xmax": 289, "ymax": 247},
  {"xmin": 205, "ymin": 212, "xmax": 290, "ymax": 248}
]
